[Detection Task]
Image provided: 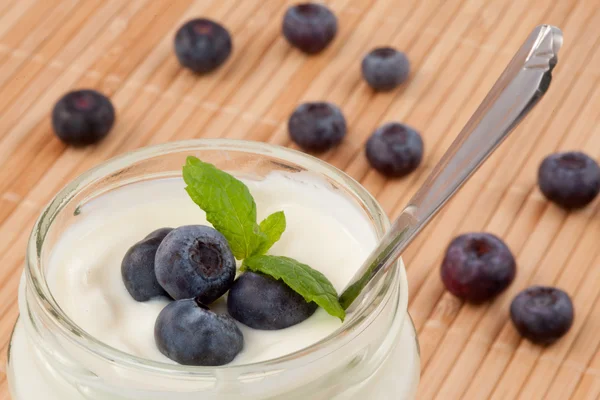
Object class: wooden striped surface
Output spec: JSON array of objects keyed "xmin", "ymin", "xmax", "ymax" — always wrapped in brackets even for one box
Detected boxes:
[{"xmin": 0, "ymin": 0, "xmax": 598, "ymax": 398}]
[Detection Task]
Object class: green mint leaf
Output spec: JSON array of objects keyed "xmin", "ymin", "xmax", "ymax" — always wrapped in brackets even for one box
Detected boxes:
[
  {"xmin": 182, "ymin": 156, "xmax": 266, "ymax": 260},
  {"xmin": 243, "ymin": 255, "xmax": 345, "ymax": 321},
  {"xmin": 253, "ymin": 211, "xmax": 286, "ymax": 255}
]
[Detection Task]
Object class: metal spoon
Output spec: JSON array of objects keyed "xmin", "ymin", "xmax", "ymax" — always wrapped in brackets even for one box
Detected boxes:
[{"xmin": 339, "ymin": 25, "xmax": 563, "ymax": 311}]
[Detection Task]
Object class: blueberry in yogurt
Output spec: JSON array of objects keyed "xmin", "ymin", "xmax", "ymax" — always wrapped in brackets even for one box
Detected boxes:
[
  {"xmin": 227, "ymin": 271, "xmax": 318, "ymax": 330},
  {"xmin": 155, "ymin": 298, "xmax": 243, "ymax": 366},
  {"xmin": 121, "ymin": 228, "xmax": 173, "ymax": 302},
  {"xmin": 155, "ymin": 225, "xmax": 236, "ymax": 304}
]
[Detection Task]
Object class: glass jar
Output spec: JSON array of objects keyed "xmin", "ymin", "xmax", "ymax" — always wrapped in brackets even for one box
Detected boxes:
[{"xmin": 6, "ymin": 139, "xmax": 420, "ymax": 399}]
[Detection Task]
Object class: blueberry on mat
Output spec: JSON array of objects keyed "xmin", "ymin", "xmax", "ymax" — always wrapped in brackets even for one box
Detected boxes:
[
  {"xmin": 510, "ymin": 286, "xmax": 574, "ymax": 345},
  {"xmin": 227, "ymin": 271, "xmax": 318, "ymax": 330},
  {"xmin": 174, "ymin": 18, "xmax": 232, "ymax": 74},
  {"xmin": 121, "ymin": 228, "xmax": 173, "ymax": 302},
  {"xmin": 441, "ymin": 232, "xmax": 516, "ymax": 303},
  {"xmin": 282, "ymin": 3, "xmax": 337, "ymax": 54},
  {"xmin": 155, "ymin": 225, "xmax": 236, "ymax": 304},
  {"xmin": 52, "ymin": 89, "xmax": 115, "ymax": 146},
  {"xmin": 538, "ymin": 151, "xmax": 600, "ymax": 209},
  {"xmin": 361, "ymin": 47, "xmax": 410, "ymax": 91},
  {"xmin": 155, "ymin": 298, "xmax": 243, "ymax": 366},
  {"xmin": 288, "ymin": 102, "xmax": 346, "ymax": 153},
  {"xmin": 366, "ymin": 123, "xmax": 423, "ymax": 177}
]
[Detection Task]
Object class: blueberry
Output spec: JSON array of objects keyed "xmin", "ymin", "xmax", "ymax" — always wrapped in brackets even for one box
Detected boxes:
[
  {"xmin": 441, "ymin": 233, "xmax": 516, "ymax": 303},
  {"xmin": 510, "ymin": 286, "xmax": 574, "ymax": 345},
  {"xmin": 361, "ymin": 47, "xmax": 410, "ymax": 91},
  {"xmin": 121, "ymin": 228, "xmax": 173, "ymax": 302},
  {"xmin": 155, "ymin": 225, "xmax": 236, "ymax": 304},
  {"xmin": 288, "ymin": 102, "xmax": 346, "ymax": 152},
  {"xmin": 282, "ymin": 3, "xmax": 337, "ymax": 54},
  {"xmin": 538, "ymin": 151, "xmax": 600, "ymax": 209},
  {"xmin": 51, "ymin": 89, "xmax": 115, "ymax": 146},
  {"xmin": 144, "ymin": 228, "xmax": 174, "ymax": 240},
  {"xmin": 174, "ymin": 18, "xmax": 232, "ymax": 74},
  {"xmin": 227, "ymin": 271, "xmax": 318, "ymax": 330},
  {"xmin": 155, "ymin": 298, "xmax": 243, "ymax": 366},
  {"xmin": 366, "ymin": 123, "xmax": 423, "ymax": 177}
]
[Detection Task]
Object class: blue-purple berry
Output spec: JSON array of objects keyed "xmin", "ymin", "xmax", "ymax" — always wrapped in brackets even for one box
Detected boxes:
[
  {"xmin": 510, "ymin": 286, "xmax": 574, "ymax": 345},
  {"xmin": 174, "ymin": 19, "xmax": 232, "ymax": 74},
  {"xmin": 121, "ymin": 228, "xmax": 173, "ymax": 302},
  {"xmin": 361, "ymin": 47, "xmax": 410, "ymax": 91},
  {"xmin": 155, "ymin": 225, "xmax": 236, "ymax": 304},
  {"xmin": 155, "ymin": 298, "xmax": 243, "ymax": 365},
  {"xmin": 366, "ymin": 123, "xmax": 423, "ymax": 177},
  {"xmin": 288, "ymin": 102, "xmax": 346, "ymax": 152},
  {"xmin": 52, "ymin": 89, "xmax": 115, "ymax": 146},
  {"xmin": 538, "ymin": 151, "xmax": 600, "ymax": 209},
  {"xmin": 441, "ymin": 233, "xmax": 516, "ymax": 303},
  {"xmin": 282, "ymin": 3, "xmax": 337, "ymax": 54},
  {"xmin": 227, "ymin": 271, "xmax": 318, "ymax": 330}
]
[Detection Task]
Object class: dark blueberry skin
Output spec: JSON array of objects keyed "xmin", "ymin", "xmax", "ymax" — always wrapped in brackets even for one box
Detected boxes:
[
  {"xmin": 227, "ymin": 271, "xmax": 318, "ymax": 330},
  {"xmin": 155, "ymin": 225, "xmax": 236, "ymax": 304},
  {"xmin": 361, "ymin": 47, "xmax": 410, "ymax": 91},
  {"xmin": 366, "ymin": 123, "xmax": 423, "ymax": 177},
  {"xmin": 510, "ymin": 286, "xmax": 574, "ymax": 345},
  {"xmin": 174, "ymin": 19, "xmax": 232, "ymax": 74},
  {"xmin": 51, "ymin": 89, "xmax": 115, "ymax": 146},
  {"xmin": 121, "ymin": 228, "xmax": 173, "ymax": 302},
  {"xmin": 288, "ymin": 102, "xmax": 346, "ymax": 153},
  {"xmin": 538, "ymin": 151, "xmax": 600, "ymax": 209},
  {"xmin": 282, "ymin": 3, "xmax": 337, "ymax": 54},
  {"xmin": 441, "ymin": 233, "xmax": 516, "ymax": 303},
  {"xmin": 155, "ymin": 298, "xmax": 243, "ymax": 366}
]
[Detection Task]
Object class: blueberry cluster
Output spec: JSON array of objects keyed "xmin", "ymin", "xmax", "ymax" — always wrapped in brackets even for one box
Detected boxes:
[
  {"xmin": 122, "ymin": 225, "xmax": 316, "ymax": 366},
  {"xmin": 439, "ymin": 150, "xmax": 599, "ymax": 346},
  {"xmin": 51, "ymin": 3, "xmax": 418, "ymax": 175},
  {"xmin": 281, "ymin": 4, "xmax": 416, "ymax": 162},
  {"xmin": 440, "ymin": 232, "xmax": 575, "ymax": 345}
]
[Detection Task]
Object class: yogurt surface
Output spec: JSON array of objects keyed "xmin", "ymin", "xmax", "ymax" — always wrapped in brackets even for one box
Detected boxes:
[{"xmin": 47, "ymin": 172, "xmax": 378, "ymax": 365}]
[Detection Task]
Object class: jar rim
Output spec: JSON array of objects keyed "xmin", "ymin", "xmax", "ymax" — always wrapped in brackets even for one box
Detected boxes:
[{"xmin": 25, "ymin": 139, "xmax": 406, "ymax": 376}]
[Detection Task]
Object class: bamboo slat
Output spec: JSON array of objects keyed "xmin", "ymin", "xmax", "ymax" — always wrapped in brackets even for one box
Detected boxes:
[{"xmin": 0, "ymin": 1, "xmax": 598, "ymax": 399}]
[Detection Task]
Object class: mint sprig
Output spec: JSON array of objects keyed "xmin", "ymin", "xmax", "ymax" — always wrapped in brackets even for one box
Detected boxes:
[
  {"xmin": 255, "ymin": 211, "xmax": 286, "ymax": 255},
  {"xmin": 182, "ymin": 156, "xmax": 345, "ymax": 321},
  {"xmin": 243, "ymin": 255, "xmax": 345, "ymax": 321},
  {"xmin": 183, "ymin": 156, "xmax": 266, "ymax": 260}
]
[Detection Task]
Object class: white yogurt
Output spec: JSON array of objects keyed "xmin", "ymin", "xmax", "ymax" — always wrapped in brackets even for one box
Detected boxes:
[
  {"xmin": 9, "ymin": 170, "xmax": 420, "ymax": 399},
  {"xmin": 47, "ymin": 172, "xmax": 378, "ymax": 365}
]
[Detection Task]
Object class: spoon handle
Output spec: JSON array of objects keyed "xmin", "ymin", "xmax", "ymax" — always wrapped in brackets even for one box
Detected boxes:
[{"xmin": 339, "ymin": 25, "xmax": 563, "ymax": 310}]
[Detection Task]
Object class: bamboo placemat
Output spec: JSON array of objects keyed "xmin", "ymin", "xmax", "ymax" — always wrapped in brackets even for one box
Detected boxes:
[{"xmin": 0, "ymin": 0, "xmax": 598, "ymax": 399}]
